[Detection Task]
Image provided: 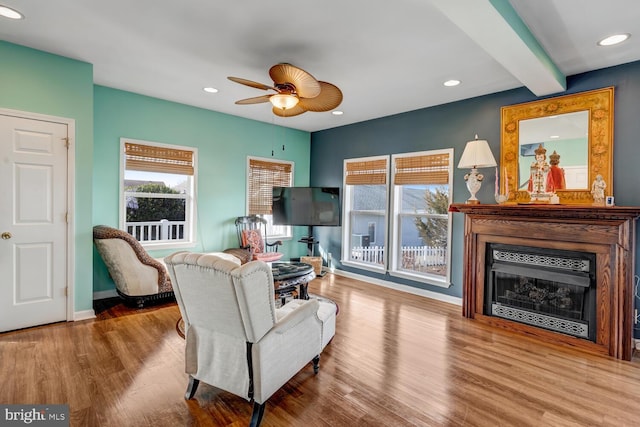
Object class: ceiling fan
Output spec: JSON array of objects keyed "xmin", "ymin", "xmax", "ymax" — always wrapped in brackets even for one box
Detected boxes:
[{"xmin": 227, "ymin": 63, "xmax": 343, "ymax": 117}]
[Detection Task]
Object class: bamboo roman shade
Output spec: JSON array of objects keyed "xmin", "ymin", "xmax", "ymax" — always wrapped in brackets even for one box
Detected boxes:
[
  {"xmin": 345, "ymin": 158, "xmax": 388, "ymax": 185},
  {"xmin": 125, "ymin": 142, "xmax": 194, "ymax": 175},
  {"xmin": 248, "ymin": 158, "xmax": 293, "ymax": 215},
  {"xmin": 394, "ymin": 152, "xmax": 450, "ymax": 185}
]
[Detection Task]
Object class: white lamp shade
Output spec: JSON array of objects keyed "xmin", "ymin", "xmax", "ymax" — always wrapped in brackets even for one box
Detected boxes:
[
  {"xmin": 458, "ymin": 138, "xmax": 497, "ymax": 169},
  {"xmin": 270, "ymin": 94, "xmax": 299, "ymax": 110}
]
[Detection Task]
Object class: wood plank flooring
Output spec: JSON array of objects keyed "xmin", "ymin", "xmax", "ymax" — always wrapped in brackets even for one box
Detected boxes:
[{"xmin": 2, "ymin": 273, "xmax": 640, "ymax": 426}]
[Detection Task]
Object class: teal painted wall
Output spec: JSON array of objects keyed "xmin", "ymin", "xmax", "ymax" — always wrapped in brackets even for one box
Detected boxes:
[
  {"xmin": 0, "ymin": 41, "xmax": 95, "ymax": 312},
  {"xmin": 93, "ymin": 86, "xmax": 312, "ymax": 293}
]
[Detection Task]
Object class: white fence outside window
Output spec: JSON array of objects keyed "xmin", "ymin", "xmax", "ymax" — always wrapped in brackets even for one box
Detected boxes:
[
  {"xmin": 351, "ymin": 245, "xmax": 447, "ymax": 268},
  {"xmin": 127, "ymin": 219, "xmax": 186, "ymax": 243}
]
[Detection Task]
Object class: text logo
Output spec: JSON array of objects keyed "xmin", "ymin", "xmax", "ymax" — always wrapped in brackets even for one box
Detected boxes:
[{"xmin": 1, "ymin": 405, "xmax": 69, "ymax": 426}]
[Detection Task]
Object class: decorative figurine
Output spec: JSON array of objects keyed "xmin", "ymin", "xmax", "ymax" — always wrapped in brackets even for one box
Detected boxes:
[
  {"xmin": 546, "ymin": 150, "xmax": 566, "ymax": 192},
  {"xmin": 528, "ymin": 144, "xmax": 552, "ymax": 202},
  {"xmin": 591, "ymin": 174, "xmax": 606, "ymax": 206}
]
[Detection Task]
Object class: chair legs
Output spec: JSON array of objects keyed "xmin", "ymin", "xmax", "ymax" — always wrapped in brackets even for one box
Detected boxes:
[
  {"xmin": 184, "ymin": 375, "xmax": 200, "ymax": 400},
  {"xmin": 183, "ymin": 359, "xmax": 319, "ymax": 425},
  {"xmin": 249, "ymin": 402, "xmax": 266, "ymax": 427}
]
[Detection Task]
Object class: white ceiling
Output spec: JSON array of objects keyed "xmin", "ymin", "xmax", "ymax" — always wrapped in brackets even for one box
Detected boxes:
[{"xmin": 1, "ymin": 0, "xmax": 639, "ymax": 132}]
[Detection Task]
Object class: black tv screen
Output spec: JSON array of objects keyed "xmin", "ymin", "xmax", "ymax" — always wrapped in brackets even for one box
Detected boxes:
[{"xmin": 272, "ymin": 187, "xmax": 341, "ymax": 226}]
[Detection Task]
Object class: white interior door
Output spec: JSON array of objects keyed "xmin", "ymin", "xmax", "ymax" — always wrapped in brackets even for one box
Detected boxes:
[{"xmin": 0, "ymin": 113, "xmax": 69, "ymax": 332}]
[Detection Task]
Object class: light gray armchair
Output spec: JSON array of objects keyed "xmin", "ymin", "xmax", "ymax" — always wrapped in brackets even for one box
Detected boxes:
[{"xmin": 164, "ymin": 252, "xmax": 336, "ymax": 427}]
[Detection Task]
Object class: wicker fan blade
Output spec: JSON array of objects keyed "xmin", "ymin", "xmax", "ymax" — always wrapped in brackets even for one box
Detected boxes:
[
  {"xmin": 235, "ymin": 95, "xmax": 272, "ymax": 105},
  {"xmin": 272, "ymin": 104, "xmax": 306, "ymax": 117},
  {"xmin": 269, "ymin": 64, "xmax": 321, "ymax": 99},
  {"xmin": 298, "ymin": 82, "xmax": 343, "ymax": 112},
  {"xmin": 228, "ymin": 76, "xmax": 276, "ymax": 91}
]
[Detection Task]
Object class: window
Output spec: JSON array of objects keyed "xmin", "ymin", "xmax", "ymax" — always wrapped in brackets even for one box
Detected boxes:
[
  {"xmin": 120, "ymin": 138, "xmax": 197, "ymax": 249},
  {"xmin": 390, "ymin": 149, "xmax": 453, "ymax": 285},
  {"xmin": 341, "ymin": 156, "xmax": 389, "ymax": 272},
  {"xmin": 341, "ymin": 150, "xmax": 454, "ymax": 286},
  {"xmin": 247, "ymin": 157, "xmax": 294, "ymax": 239}
]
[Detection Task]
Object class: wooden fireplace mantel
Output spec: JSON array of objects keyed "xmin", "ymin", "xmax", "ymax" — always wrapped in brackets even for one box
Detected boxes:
[{"xmin": 449, "ymin": 203, "xmax": 640, "ymax": 360}]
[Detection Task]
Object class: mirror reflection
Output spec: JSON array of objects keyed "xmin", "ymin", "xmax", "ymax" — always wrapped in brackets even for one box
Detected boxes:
[{"xmin": 518, "ymin": 111, "xmax": 589, "ymax": 192}]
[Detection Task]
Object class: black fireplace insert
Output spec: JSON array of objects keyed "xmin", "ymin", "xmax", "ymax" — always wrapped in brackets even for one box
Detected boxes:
[{"xmin": 485, "ymin": 243, "xmax": 597, "ymax": 341}]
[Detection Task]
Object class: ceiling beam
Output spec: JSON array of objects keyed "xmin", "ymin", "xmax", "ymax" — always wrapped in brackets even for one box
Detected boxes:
[{"xmin": 430, "ymin": 0, "xmax": 566, "ymax": 96}]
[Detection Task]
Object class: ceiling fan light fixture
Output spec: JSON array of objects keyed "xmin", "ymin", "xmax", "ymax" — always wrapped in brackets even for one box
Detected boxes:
[
  {"xmin": 229, "ymin": 64, "xmax": 341, "ymax": 116},
  {"xmin": 270, "ymin": 93, "xmax": 299, "ymax": 110}
]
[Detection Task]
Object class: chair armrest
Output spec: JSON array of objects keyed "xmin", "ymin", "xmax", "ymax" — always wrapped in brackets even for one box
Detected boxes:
[
  {"xmin": 265, "ymin": 240, "xmax": 283, "ymax": 248},
  {"xmin": 272, "ymin": 299, "xmax": 319, "ymax": 335},
  {"xmin": 223, "ymin": 248, "xmax": 252, "ymax": 264}
]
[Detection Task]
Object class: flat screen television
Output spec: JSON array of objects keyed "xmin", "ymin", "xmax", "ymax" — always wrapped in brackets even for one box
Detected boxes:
[{"xmin": 272, "ymin": 187, "xmax": 341, "ymax": 226}]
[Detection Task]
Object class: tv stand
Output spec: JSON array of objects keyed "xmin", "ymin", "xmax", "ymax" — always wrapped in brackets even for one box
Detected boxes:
[
  {"xmin": 297, "ymin": 226, "xmax": 326, "ymax": 277},
  {"xmin": 298, "ymin": 236, "xmax": 318, "ymax": 255}
]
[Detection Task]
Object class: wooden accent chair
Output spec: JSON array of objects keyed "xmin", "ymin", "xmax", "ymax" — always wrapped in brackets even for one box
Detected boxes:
[
  {"xmin": 164, "ymin": 253, "xmax": 336, "ymax": 427},
  {"xmin": 224, "ymin": 215, "xmax": 283, "ymax": 264}
]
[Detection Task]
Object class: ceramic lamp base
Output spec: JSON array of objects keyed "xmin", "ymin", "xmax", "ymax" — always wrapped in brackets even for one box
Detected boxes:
[{"xmin": 464, "ymin": 167, "xmax": 484, "ymax": 204}]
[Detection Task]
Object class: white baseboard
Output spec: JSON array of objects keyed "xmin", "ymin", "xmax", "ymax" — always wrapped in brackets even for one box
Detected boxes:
[
  {"xmin": 73, "ymin": 309, "xmax": 96, "ymax": 321},
  {"xmin": 326, "ymin": 268, "xmax": 462, "ymax": 306},
  {"xmin": 93, "ymin": 289, "xmax": 118, "ymax": 300}
]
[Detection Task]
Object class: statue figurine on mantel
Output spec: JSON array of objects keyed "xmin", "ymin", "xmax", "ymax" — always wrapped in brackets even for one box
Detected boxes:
[
  {"xmin": 546, "ymin": 150, "xmax": 566, "ymax": 192},
  {"xmin": 591, "ymin": 174, "xmax": 606, "ymax": 206},
  {"xmin": 527, "ymin": 144, "xmax": 553, "ymax": 202}
]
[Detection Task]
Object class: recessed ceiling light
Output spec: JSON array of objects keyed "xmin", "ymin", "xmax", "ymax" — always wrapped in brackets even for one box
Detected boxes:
[
  {"xmin": 549, "ymin": 135, "xmax": 560, "ymax": 139},
  {"xmin": 598, "ymin": 33, "xmax": 630, "ymax": 46},
  {"xmin": 444, "ymin": 79, "xmax": 461, "ymax": 87},
  {"xmin": 0, "ymin": 5, "xmax": 24, "ymax": 19},
  {"xmin": 332, "ymin": 111, "xmax": 343, "ymax": 116},
  {"xmin": 203, "ymin": 87, "xmax": 218, "ymax": 93}
]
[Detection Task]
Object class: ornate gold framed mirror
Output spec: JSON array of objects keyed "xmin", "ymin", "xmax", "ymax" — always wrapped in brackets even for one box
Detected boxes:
[{"xmin": 500, "ymin": 87, "xmax": 614, "ymax": 204}]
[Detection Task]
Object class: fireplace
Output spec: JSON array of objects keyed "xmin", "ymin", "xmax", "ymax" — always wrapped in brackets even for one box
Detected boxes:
[
  {"xmin": 486, "ymin": 244, "xmax": 596, "ymax": 341},
  {"xmin": 449, "ymin": 204, "xmax": 640, "ymax": 360}
]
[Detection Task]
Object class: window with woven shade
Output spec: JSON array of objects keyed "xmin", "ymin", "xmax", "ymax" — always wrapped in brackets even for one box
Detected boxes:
[
  {"xmin": 342, "ymin": 156, "xmax": 389, "ymax": 271},
  {"xmin": 121, "ymin": 138, "xmax": 197, "ymax": 248},
  {"xmin": 341, "ymin": 150, "xmax": 454, "ymax": 287},
  {"xmin": 247, "ymin": 157, "xmax": 294, "ymax": 239},
  {"xmin": 390, "ymin": 149, "xmax": 453, "ymax": 286}
]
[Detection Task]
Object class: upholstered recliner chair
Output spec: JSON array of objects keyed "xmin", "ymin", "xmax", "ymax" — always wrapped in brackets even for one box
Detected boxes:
[{"xmin": 164, "ymin": 252, "xmax": 336, "ymax": 427}]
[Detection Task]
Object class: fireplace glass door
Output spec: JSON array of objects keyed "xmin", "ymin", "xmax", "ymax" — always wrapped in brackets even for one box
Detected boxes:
[{"xmin": 486, "ymin": 244, "xmax": 596, "ymax": 341}]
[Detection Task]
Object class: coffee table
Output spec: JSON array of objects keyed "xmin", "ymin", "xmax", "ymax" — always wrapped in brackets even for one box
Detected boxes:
[{"xmin": 271, "ymin": 262, "xmax": 315, "ymax": 306}]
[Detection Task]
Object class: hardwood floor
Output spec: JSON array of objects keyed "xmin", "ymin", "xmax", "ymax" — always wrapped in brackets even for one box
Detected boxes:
[{"xmin": 2, "ymin": 273, "xmax": 640, "ymax": 426}]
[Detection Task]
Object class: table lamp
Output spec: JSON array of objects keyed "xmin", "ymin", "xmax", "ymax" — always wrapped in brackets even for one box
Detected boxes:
[{"xmin": 458, "ymin": 135, "xmax": 497, "ymax": 204}]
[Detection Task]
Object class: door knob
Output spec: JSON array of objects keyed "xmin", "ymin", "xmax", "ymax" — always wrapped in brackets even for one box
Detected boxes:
[{"xmin": 1, "ymin": 232, "xmax": 11, "ymax": 240}]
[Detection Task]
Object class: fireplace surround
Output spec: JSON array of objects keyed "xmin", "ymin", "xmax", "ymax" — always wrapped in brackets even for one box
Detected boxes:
[{"xmin": 450, "ymin": 204, "xmax": 640, "ymax": 360}]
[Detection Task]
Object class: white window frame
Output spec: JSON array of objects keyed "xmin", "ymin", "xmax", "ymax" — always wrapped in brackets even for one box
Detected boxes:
[
  {"xmin": 389, "ymin": 149, "xmax": 453, "ymax": 287},
  {"xmin": 246, "ymin": 156, "xmax": 294, "ymax": 241},
  {"xmin": 341, "ymin": 155, "xmax": 389, "ymax": 274},
  {"xmin": 341, "ymin": 150, "xmax": 454, "ymax": 287},
  {"xmin": 119, "ymin": 138, "xmax": 198, "ymax": 250}
]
